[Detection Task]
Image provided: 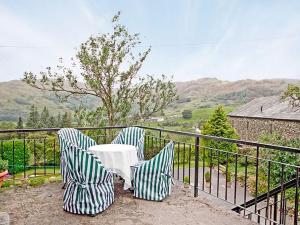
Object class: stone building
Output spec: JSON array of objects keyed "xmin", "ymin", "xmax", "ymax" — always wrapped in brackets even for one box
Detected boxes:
[{"xmin": 228, "ymin": 96, "xmax": 300, "ymax": 141}]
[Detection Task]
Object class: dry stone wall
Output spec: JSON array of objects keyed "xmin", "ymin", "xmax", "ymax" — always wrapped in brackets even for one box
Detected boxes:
[{"xmin": 228, "ymin": 116, "xmax": 300, "ymax": 141}]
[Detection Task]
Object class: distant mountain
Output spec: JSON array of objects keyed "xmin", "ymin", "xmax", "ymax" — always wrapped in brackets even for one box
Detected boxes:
[
  {"xmin": 0, "ymin": 78, "xmax": 299, "ymax": 121},
  {"xmin": 174, "ymin": 78, "xmax": 300, "ymax": 109},
  {"xmin": 0, "ymin": 80, "xmax": 98, "ymax": 121}
]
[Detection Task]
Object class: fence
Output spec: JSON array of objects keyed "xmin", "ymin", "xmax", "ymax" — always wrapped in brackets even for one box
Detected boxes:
[{"xmin": 0, "ymin": 125, "xmax": 299, "ymax": 225}]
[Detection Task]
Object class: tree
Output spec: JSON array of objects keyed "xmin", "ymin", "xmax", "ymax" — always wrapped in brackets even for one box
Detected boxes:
[
  {"xmin": 74, "ymin": 105, "xmax": 105, "ymax": 127},
  {"xmin": 136, "ymin": 75, "xmax": 177, "ymax": 120},
  {"xmin": 182, "ymin": 109, "xmax": 192, "ymax": 119},
  {"xmin": 56, "ymin": 113, "xmax": 62, "ymax": 127},
  {"xmin": 48, "ymin": 116, "xmax": 56, "ymax": 128},
  {"xmin": 26, "ymin": 105, "xmax": 40, "ymax": 128},
  {"xmin": 201, "ymin": 105, "xmax": 239, "ymax": 163},
  {"xmin": 282, "ymin": 84, "xmax": 300, "ymax": 109},
  {"xmin": 23, "ymin": 12, "xmax": 177, "ymax": 126},
  {"xmin": 40, "ymin": 106, "xmax": 50, "ymax": 128},
  {"xmin": 16, "ymin": 117, "xmax": 24, "ymax": 129},
  {"xmin": 62, "ymin": 112, "xmax": 72, "ymax": 127}
]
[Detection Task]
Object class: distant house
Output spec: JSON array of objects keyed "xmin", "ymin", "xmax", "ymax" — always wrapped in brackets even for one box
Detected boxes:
[{"xmin": 228, "ymin": 96, "xmax": 300, "ymax": 141}]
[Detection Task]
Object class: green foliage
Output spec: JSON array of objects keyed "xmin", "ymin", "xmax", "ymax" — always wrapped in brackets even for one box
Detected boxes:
[
  {"xmin": 282, "ymin": 84, "xmax": 300, "ymax": 108},
  {"xmin": 28, "ymin": 176, "xmax": 45, "ymax": 187},
  {"xmin": 0, "ymin": 159, "xmax": 8, "ymax": 172},
  {"xmin": 16, "ymin": 117, "xmax": 23, "ymax": 129},
  {"xmin": 40, "ymin": 106, "xmax": 49, "ymax": 127},
  {"xmin": 259, "ymin": 133, "xmax": 300, "ymax": 186},
  {"xmin": 0, "ymin": 121, "xmax": 15, "ymax": 129},
  {"xmin": 2, "ymin": 141, "xmax": 30, "ymax": 174},
  {"xmin": 23, "ymin": 12, "xmax": 177, "ymax": 126},
  {"xmin": 183, "ymin": 176, "xmax": 190, "ymax": 184},
  {"xmin": 48, "ymin": 116, "xmax": 56, "ymax": 128},
  {"xmin": 201, "ymin": 105, "xmax": 239, "ymax": 164},
  {"xmin": 1, "ymin": 179, "xmax": 12, "ymax": 188},
  {"xmin": 205, "ymin": 171, "xmax": 210, "ymax": 182},
  {"xmin": 25, "ymin": 134, "xmax": 60, "ymax": 166},
  {"xmin": 182, "ymin": 110, "xmax": 192, "ymax": 119},
  {"xmin": 26, "ymin": 105, "xmax": 40, "ymax": 128},
  {"xmin": 61, "ymin": 112, "xmax": 72, "ymax": 127}
]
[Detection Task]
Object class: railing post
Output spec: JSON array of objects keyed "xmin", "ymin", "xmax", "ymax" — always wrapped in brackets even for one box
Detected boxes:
[
  {"xmin": 159, "ymin": 130, "xmax": 162, "ymax": 149},
  {"xmin": 194, "ymin": 136, "xmax": 200, "ymax": 197},
  {"xmin": 294, "ymin": 168, "xmax": 299, "ymax": 225},
  {"xmin": 274, "ymin": 194, "xmax": 278, "ymax": 225}
]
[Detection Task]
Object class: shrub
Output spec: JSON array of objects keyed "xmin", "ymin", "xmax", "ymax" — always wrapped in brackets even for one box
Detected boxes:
[
  {"xmin": 0, "ymin": 159, "xmax": 8, "ymax": 172},
  {"xmin": 182, "ymin": 110, "xmax": 192, "ymax": 119},
  {"xmin": 205, "ymin": 171, "xmax": 210, "ymax": 183},
  {"xmin": 2, "ymin": 141, "xmax": 30, "ymax": 174},
  {"xmin": 1, "ymin": 179, "xmax": 12, "ymax": 188},
  {"xmin": 183, "ymin": 176, "xmax": 190, "ymax": 184},
  {"xmin": 259, "ymin": 133, "xmax": 300, "ymax": 187},
  {"xmin": 28, "ymin": 176, "xmax": 45, "ymax": 187}
]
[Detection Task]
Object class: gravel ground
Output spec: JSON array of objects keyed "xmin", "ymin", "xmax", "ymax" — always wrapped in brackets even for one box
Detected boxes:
[{"xmin": 0, "ymin": 182, "xmax": 256, "ymax": 225}]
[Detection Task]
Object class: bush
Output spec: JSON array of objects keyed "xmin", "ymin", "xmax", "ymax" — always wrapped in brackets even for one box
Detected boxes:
[
  {"xmin": 1, "ymin": 179, "xmax": 12, "ymax": 188},
  {"xmin": 259, "ymin": 133, "xmax": 300, "ymax": 187},
  {"xmin": 0, "ymin": 159, "xmax": 8, "ymax": 172},
  {"xmin": 205, "ymin": 171, "xmax": 210, "ymax": 183},
  {"xmin": 183, "ymin": 176, "xmax": 190, "ymax": 184},
  {"xmin": 2, "ymin": 141, "xmax": 30, "ymax": 174},
  {"xmin": 182, "ymin": 110, "xmax": 192, "ymax": 119},
  {"xmin": 25, "ymin": 134, "xmax": 60, "ymax": 167},
  {"xmin": 28, "ymin": 177, "xmax": 45, "ymax": 187}
]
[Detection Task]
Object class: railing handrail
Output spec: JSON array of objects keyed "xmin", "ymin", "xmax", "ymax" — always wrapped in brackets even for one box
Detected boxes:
[
  {"xmin": 136, "ymin": 125, "xmax": 300, "ymax": 153},
  {"xmin": 0, "ymin": 126, "xmax": 127, "ymax": 133},
  {"xmin": 232, "ymin": 176, "xmax": 299, "ymax": 212},
  {"xmin": 1, "ymin": 125, "xmax": 300, "ymax": 154}
]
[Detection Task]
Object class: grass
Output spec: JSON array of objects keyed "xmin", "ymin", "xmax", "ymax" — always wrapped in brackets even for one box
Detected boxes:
[{"xmin": 13, "ymin": 166, "xmax": 60, "ymax": 179}]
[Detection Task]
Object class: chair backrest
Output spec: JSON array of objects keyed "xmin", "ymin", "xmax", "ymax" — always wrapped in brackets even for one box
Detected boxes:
[
  {"xmin": 65, "ymin": 145, "xmax": 110, "ymax": 185},
  {"xmin": 112, "ymin": 127, "xmax": 145, "ymax": 159},
  {"xmin": 148, "ymin": 141, "xmax": 174, "ymax": 175},
  {"xmin": 113, "ymin": 127, "xmax": 144, "ymax": 146},
  {"xmin": 58, "ymin": 128, "xmax": 97, "ymax": 151}
]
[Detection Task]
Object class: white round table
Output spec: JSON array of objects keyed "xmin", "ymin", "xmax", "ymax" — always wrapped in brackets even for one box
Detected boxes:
[{"xmin": 88, "ymin": 144, "xmax": 139, "ymax": 190}]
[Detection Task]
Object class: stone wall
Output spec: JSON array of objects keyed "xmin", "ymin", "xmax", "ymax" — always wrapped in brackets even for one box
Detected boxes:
[{"xmin": 228, "ymin": 116, "xmax": 300, "ymax": 141}]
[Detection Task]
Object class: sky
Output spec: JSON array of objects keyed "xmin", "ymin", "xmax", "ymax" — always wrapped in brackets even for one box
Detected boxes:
[{"xmin": 0, "ymin": 0, "xmax": 300, "ymax": 82}]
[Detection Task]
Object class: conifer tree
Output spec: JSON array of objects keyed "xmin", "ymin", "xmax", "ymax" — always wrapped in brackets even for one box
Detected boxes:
[
  {"xmin": 40, "ymin": 106, "xmax": 50, "ymax": 128},
  {"xmin": 62, "ymin": 112, "xmax": 72, "ymax": 127},
  {"xmin": 48, "ymin": 116, "xmax": 56, "ymax": 128},
  {"xmin": 201, "ymin": 105, "xmax": 239, "ymax": 163},
  {"xmin": 16, "ymin": 117, "xmax": 24, "ymax": 129},
  {"xmin": 26, "ymin": 105, "xmax": 40, "ymax": 128},
  {"xmin": 56, "ymin": 113, "xmax": 62, "ymax": 128}
]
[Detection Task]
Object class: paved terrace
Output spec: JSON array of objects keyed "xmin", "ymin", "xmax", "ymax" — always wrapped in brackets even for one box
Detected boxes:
[{"xmin": 0, "ymin": 182, "xmax": 255, "ymax": 225}]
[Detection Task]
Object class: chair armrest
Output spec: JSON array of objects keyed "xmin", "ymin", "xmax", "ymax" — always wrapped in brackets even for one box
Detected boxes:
[{"xmin": 130, "ymin": 160, "xmax": 147, "ymax": 169}]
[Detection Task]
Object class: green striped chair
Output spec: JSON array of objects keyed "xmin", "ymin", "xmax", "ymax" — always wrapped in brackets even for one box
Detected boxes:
[
  {"xmin": 112, "ymin": 127, "xmax": 145, "ymax": 160},
  {"xmin": 58, "ymin": 128, "xmax": 97, "ymax": 184},
  {"xmin": 63, "ymin": 145, "xmax": 114, "ymax": 215},
  {"xmin": 132, "ymin": 141, "xmax": 174, "ymax": 201}
]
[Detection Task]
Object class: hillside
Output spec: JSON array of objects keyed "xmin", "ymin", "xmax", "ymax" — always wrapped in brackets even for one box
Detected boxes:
[
  {"xmin": 172, "ymin": 78, "xmax": 300, "ymax": 113},
  {"xmin": 0, "ymin": 78, "xmax": 299, "ymax": 121},
  {"xmin": 0, "ymin": 80, "xmax": 99, "ymax": 121}
]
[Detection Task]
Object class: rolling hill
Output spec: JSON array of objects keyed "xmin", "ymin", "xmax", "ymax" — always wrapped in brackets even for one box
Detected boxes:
[{"xmin": 0, "ymin": 78, "xmax": 298, "ymax": 121}]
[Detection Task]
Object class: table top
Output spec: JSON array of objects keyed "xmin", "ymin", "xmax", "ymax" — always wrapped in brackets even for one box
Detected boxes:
[{"xmin": 88, "ymin": 144, "xmax": 137, "ymax": 152}]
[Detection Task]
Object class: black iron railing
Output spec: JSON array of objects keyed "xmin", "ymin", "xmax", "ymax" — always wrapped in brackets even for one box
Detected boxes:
[{"xmin": 0, "ymin": 125, "xmax": 299, "ymax": 225}]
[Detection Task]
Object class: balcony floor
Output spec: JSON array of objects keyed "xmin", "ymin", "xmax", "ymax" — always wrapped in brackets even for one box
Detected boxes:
[{"xmin": 0, "ymin": 182, "xmax": 255, "ymax": 225}]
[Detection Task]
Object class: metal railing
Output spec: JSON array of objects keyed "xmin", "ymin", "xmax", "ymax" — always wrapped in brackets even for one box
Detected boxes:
[{"xmin": 0, "ymin": 125, "xmax": 299, "ymax": 225}]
